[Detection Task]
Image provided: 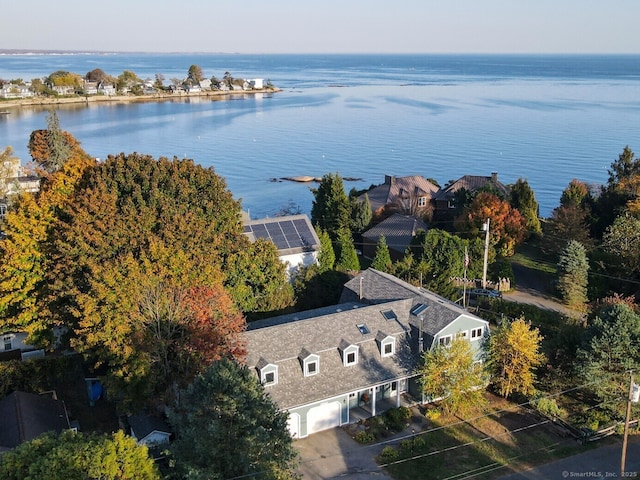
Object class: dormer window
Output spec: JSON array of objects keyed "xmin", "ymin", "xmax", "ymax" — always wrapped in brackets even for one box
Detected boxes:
[
  {"xmin": 376, "ymin": 331, "xmax": 396, "ymax": 357},
  {"xmin": 299, "ymin": 349, "xmax": 320, "ymax": 377},
  {"xmin": 418, "ymin": 196, "xmax": 427, "ymax": 207},
  {"xmin": 339, "ymin": 340, "xmax": 359, "ymax": 367},
  {"xmin": 257, "ymin": 359, "xmax": 278, "ymax": 387}
]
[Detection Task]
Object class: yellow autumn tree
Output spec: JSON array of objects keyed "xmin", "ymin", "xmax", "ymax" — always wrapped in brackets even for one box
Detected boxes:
[{"xmin": 487, "ymin": 317, "xmax": 545, "ymax": 398}]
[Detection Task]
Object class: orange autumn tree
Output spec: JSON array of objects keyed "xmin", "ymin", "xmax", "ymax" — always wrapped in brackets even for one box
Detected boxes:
[
  {"xmin": 0, "ymin": 124, "xmax": 94, "ymax": 347},
  {"xmin": 455, "ymin": 192, "xmax": 527, "ymax": 257},
  {"xmin": 139, "ymin": 282, "xmax": 247, "ymax": 403}
]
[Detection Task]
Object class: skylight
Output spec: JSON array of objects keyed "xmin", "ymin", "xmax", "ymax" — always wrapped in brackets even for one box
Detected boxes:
[
  {"xmin": 356, "ymin": 324, "xmax": 370, "ymax": 335},
  {"xmin": 410, "ymin": 303, "xmax": 429, "ymax": 316},
  {"xmin": 381, "ymin": 310, "xmax": 397, "ymax": 321}
]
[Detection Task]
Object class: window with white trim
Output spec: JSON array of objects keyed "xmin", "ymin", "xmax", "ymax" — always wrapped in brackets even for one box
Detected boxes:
[
  {"xmin": 418, "ymin": 196, "xmax": 427, "ymax": 207},
  {"xmin": 438, "ymin": 335, "xmax": 452, "ymax": 347},
  {"xmin": 260, "ymin": 364, "xmax": 278, "ymax": 386},
  {"xmin": 470, "ymin": 327, "xmax": 484, "ymax": 341},
  {"xmin": 305, "ymin": 359, "xmax": 318, "ymax": 376},
  {"xmin": 3, "ymin": 335, "xmax": 12, "ymax": 351},
  {"xmin": 341, "ymin": 344, "xmax": 359, "ymax": 367},
  {"xmin": 381, "ymin": 338, "xmax": 395, "ymax": 357}
]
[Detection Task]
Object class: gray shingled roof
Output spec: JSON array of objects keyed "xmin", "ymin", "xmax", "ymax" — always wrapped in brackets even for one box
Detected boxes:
[
  {"xmin": 245, "ymin": 269, "xmax": 483, "ymax": 410},
  {"xmin": 0, "ymin": 391, "xmax": 70, "ymax": 449},
  {"xmin": 361, "ymin": 214, "xmax": 428, "ymax": 254},
  {"xmin": 434, "ymin": 173, "xmax": 509, "ymax": 201}
]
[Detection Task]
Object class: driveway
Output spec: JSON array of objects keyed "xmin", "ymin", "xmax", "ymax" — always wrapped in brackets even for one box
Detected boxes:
[{"xmin": 294, "ymin": 427, "xmax": 393, "ymax": 479}]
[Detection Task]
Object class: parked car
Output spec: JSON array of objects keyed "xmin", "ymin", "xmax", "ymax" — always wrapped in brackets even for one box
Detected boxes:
[{"xmin": 469, "ymin": 288, "xmax": 503, "ymax": 299}]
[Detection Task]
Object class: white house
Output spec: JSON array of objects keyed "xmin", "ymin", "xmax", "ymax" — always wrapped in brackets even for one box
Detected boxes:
[{"xmin": 243, "ymin": 214, "xmax": 320, "ymax": 279}]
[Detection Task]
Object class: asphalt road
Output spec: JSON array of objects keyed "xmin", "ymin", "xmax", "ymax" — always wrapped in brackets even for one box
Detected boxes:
[{"xmin": 499, "ymin": 437, "xmax": 640, "ymax": 480}]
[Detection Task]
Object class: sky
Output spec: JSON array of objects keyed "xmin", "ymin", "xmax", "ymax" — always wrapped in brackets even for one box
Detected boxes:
[{"xmin": 2, "ymin": 0, "xmax": 638, "ymax": 54}]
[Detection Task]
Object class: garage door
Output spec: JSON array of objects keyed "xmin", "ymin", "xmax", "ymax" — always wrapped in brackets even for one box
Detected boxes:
[
  {"xmin": 287, "ymin": 412, "xmax": 300, "ymax": 438},
  {"xmin": 307, "ymin": 402, "xmax": 341, "ymax": 435}
]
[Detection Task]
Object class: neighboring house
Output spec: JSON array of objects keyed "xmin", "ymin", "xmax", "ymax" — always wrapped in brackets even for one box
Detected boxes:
[
  {"xmin": 243, "ymin": 214, "xmax": 320, "ymax": 279},
  {"xmin": 185, "ymin": 84, "xmax": 201, "ymax": 93},
  {"xmin": 51, "ymin": 85, "xmax": 75, "ymax": 95},
  {"xmin": 245, "ymin": 268, "xmax": 489, "ymax": 438},
  {"xmin": 129, "ymin": 413, "xmax": 172, "ymax": 447},
  {"xmin": 82, "ymin": 81, "xmax": 98, "ymax": 95},
  {"xmin": 361, "ymin": 213, "xmax": 428, "ymax": 261},
  {"xmin": 361, "ymin": 175, "xmax": 440, "ymax": 221},
  {"xmin": 0, "ymin": 84, "xmax": 34, "ymax": 99},
  {"xmin": 199, "ymin": 79, "xmax": 212, "ymax": 90},
  {"xmin": 98, "ymin": 83, "xmax": 117, "ymax": 95},
  {"xmin": 249, "ymin": 78, "xmax": 264, "ymax": 89},
  {"xmin": 433, "ymin": 172, "xmax": 509, "ymax": 221},
  {"xmin": 1, "ymin": 332, "xmax": 34, "ymax": 353},
  {"xmin": 0, "ymin": 391, "xmax": 71, "ymax": 451}
]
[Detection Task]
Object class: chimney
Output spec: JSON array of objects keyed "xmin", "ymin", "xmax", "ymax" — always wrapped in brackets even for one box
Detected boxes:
[
  {"xmin": 491, "ymin": 172, "xmax": 498, "ymax": 183},
  {"xmin": 385, "ymin": 175, "xmax": 395, "ymax": 186}
]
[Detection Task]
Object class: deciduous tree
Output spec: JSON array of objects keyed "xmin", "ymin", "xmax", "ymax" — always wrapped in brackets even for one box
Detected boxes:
[
  {"xmin": 0, "ymin": 430, "xmax": 159, "ymax": 480},
  {"xmin": 602, "ymin": 213, "xmax": 640, "ymax": 277},
  {"xmin": 167, "ymin": 358, "xmax": 298, "ymax": 480},
  {"xmin": 419, "ymin": 337, "xmax": 487, "ymax": 415},
  {"xmin": 487, "ymin": 317, "xmax": 545, "ymax": 398},
  {"xmin": 455, "ymin": 192, "xmax": 527, "ymax": 257}
]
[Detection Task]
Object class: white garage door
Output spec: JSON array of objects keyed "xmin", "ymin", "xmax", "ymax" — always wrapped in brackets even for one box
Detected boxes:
[
  {"xmin": 307, "ymin": 402, "xmax": 341, "ymax": 435},
  {"xmin": 287, "ymin": 412, "xmax": 300, "ymax": 438}
]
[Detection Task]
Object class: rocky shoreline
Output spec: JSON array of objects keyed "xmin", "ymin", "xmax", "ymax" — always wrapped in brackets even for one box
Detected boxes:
[{"xmin": 0, "ymin": 87, "xmax": 281, "ymax": 110}]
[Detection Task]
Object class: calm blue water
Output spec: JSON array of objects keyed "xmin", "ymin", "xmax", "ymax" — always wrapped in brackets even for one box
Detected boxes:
[{"xmin": 1, "ymin": 53, "xmax": 639, "ymax": 218}]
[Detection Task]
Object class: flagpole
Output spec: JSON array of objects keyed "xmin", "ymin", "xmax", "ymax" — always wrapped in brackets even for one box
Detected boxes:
[{"xmin": 463, "ymin": 246, "xmax": 468, "ymax": 308}]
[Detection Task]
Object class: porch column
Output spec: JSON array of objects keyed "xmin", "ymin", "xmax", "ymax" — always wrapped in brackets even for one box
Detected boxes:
[
  {"xmin": 371, "ymin": 388, "xmax": 376, "ymax": 416},
  {"xmin": 396, "ymin": 381, "xmax": 401, "ymax": 407}
]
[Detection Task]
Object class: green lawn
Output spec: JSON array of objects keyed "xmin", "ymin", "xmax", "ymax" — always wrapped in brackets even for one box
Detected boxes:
[{"xmin": 379, "ymin": 400, "xmax": 599, "ymax": 480}]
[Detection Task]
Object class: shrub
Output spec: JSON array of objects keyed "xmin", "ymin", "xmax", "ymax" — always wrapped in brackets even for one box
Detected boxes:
[
  {"xmin": 412, "ymin": 436, "xmax": 426, "ymax": 451},
  {"xmin": 354, "ymin": 430, "xmax": 375, "ymax": 444},
  {"xmin": 384, "ymin": 406, "xmax": 411, "ymax": 432},
  {"xmin": 379, "ymin": 446, "xmax": 399, "ymax": 462},
  {"xmin": 425, "ymin": 409, "xmax": 441, "ymax": 421},
  {"xmin": 399, "ymin": 439, "xmax": 414, "ymax": 456},
  {"xmin": 531, "ymin": 394, "xmax": 566, "ymax": 418}
]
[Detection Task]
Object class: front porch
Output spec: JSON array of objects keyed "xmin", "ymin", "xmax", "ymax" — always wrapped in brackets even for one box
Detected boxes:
[{"xmin": 348, "ymin": 392, "xmax": 418, "ymax": 424}]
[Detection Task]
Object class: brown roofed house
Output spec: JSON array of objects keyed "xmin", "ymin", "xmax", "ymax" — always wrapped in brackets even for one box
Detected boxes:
[{"xmin": 433, "ymin": 172, "xmax": 509, "ymax": 221}]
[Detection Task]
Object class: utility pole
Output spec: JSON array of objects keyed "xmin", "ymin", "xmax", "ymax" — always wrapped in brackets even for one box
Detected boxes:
[
  {"xmin": 482, "ymin": 218, "xmax": 490, "ymax": 289},
  {"xmin": 621, "ymin": 370, "xmax": 639, "ymax": 476}
]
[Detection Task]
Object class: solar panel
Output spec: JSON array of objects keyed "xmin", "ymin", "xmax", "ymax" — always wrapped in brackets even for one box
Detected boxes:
[{"xmin": 245, "ymin": 217, "xmax": 318, "ymax": 251}]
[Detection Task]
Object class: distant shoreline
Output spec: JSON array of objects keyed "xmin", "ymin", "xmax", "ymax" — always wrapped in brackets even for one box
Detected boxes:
[{"xmin": 0, "ymin": 88, "xmax": 281, "ymax": 110}]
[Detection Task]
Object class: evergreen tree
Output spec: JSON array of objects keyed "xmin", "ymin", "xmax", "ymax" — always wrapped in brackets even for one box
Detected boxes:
[
  {"xmin": 576, "ymin": 303, "xmax": 640, "ymax": 419},
  {"xmin": 167, "ymin": 358, "xmax": 298, "ymax": 480},
  {"xmin": 371, "ymin": 235, "xmax": 393, "ymax": 273},
  {"xmin": 310, "ymin": 172, "xmax": 350, "ymax": 242},
  {"xmin": 349, "ymin": 192, "xmax": 372, "ymax": 234},
  {"xmin": 316, "ymin": 227, "xmax": 335, "ymax": 273},
  {"xmin": 509, "ymin": 178, "xmax": 542, "ymax": 237},
  {"xmin": 557, "ymin": 240, "xmax": 589, "ymax": 310},
  {"xmin": 335, "ymin": 227, "xmax": 360, "ymax": 272}
]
